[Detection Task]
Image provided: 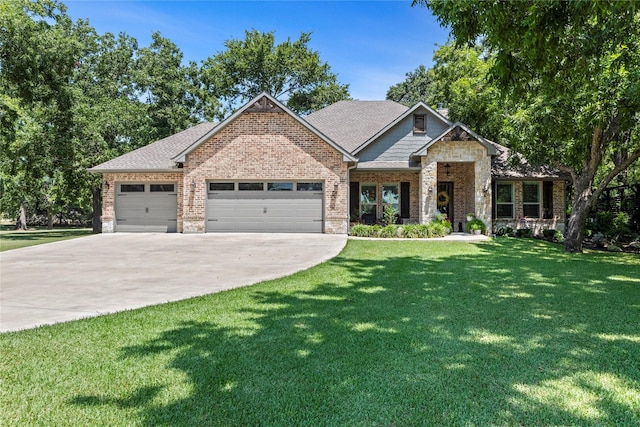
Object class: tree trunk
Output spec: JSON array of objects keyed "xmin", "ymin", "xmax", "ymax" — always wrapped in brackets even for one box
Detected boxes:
[
  {"xmin": 564, "ymin": 185, "xmax": 591, "ymax": 253},
  {"xmin": 47, "ymin": 209, "xmax": 53, "ymax": 230},
  {"xmin": 92, "ymin": 185, "xmax": 102, "ymax": 234},
  {"xmin": 16, "ymin": 202, "xmax": 28, "ymax": 230}
]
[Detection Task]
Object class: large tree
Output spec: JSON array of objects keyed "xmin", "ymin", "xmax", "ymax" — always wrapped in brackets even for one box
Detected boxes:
[
  {"xmin": 1, "ymin": 0, "xmax": 89, "ymax": 228},
  {"xmin": 416, "ymin": 0, "xmax": 640, "ymax": 252},
  {"xmin": 387, "ymin": 42, "xmax": 502, "ymax": 141},
  {"xmin": 200, "ymin": 30, "xmax": 350, "ymax": 116}
]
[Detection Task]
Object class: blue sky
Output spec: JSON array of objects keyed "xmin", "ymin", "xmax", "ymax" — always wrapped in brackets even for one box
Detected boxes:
[{"xmin": 64, "ymin": 1, "xmax": 450, "ymax": 100}]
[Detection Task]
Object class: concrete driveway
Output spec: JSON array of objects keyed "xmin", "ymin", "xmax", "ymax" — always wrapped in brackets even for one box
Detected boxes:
[{"xmin": 0, "ymin": 233, "xmax": 347, "ymax": 332}]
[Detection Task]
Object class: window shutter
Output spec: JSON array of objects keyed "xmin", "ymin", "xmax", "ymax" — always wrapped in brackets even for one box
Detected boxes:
[
  {"xmin": 350, "ymin": 182, "xmax": 360, "ymax": 216},
  {"xmin": 400, "ymin": 182, "xmax": 410, "ymax": 218}
]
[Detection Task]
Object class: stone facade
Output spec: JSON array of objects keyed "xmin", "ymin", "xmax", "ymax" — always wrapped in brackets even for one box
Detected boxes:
[
  {"xmin": 101, "ymin": 172, "xmax": 183, "ymax": 232},
  {"xmin": 181, "ymin": 111, "xmax": 349, "ymax": 233},
  {"xmin": 419, "ymin": 140, "xmax": 492, "ymax": 233}
]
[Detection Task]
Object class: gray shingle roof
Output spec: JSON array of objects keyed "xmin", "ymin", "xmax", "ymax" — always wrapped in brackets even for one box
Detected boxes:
[
  {"xmin": 489, "ymin": 140, "xmax": 567, "ymax": 179},
  {"xmin": 305, "ymin": 100, "xmax": 408, "ymax": 153},
  {"xmin": 89, "ymin": 122, "xmax": 217, "ymax": 172}
]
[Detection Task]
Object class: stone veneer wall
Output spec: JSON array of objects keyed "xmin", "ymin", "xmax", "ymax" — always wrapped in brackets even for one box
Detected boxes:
[
  {"xmin": 182, "ymin": 111, "xmax": 349, "ymax": 233},
  {"xmin": 420, "ymin": 140, "xmax": 492, "ymax": 233},
  {"xmin": 494, "ymin": 180, "xmax": 567, "ymax": 233},
  {"xmin": 350, "ymin": 171, "xmax": 420, "ymax": 220},
  {"xmin": 436, "ymin": 162, "xmax": 475, "ymax": 230},
  {"xmin": 101, "ymin": 172, "xmax": 183, "ymax": 232}
]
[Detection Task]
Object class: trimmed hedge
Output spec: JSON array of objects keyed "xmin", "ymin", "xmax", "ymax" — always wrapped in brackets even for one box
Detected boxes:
[{"xmin": 350, "ymin": 222, "xmax": 450, "ymax": 238}]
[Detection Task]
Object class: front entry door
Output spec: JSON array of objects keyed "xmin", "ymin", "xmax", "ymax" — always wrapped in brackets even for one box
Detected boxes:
[{"xmin": 437, "ymin": 182, "xmax": 453, "ymax": 220}]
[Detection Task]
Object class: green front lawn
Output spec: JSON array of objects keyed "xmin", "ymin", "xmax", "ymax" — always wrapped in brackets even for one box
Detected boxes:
[
  {"xmin": 0, "ymin": 225, "xmax": 92, "ymax": 251},
  {"xmin": 1, "ymin": 239, "xmax": 639, "ymax": 426}
]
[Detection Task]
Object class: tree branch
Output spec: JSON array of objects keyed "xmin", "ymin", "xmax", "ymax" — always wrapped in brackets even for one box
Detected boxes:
[{"xmin": 593, "ymin": 147, "xmax": 640, "ymax": 200}]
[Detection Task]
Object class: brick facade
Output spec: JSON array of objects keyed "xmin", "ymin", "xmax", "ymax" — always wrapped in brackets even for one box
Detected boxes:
[
  {"xmin": 350, "ymin": 171, "xmax": 420, "ymax": 220},
  {"xmin": 101, "ymin": 172, "xmax": 183, "ymax": 232},
  {"xmin": 181, "ymin": 111, "xmax": 349, "ymax": 233},
  {"xmin": 494, "ymin": 180, "xmax": 566, "ymax": 233}
]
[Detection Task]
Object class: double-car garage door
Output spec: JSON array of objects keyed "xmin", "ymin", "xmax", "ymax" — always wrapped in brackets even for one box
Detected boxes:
[
  {"xmin": 115, "ymin": 181, "xmax": 324, "ymax": 233},
  {"xmin": 206, "ymin": 181, "xmax": 324, "ymax": 233}
]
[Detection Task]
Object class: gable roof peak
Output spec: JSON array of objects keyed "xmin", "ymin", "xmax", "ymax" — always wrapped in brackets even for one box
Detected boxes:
[{"xmin": 172, "ymin": 92, "xmax": 356, "ymax": 163}]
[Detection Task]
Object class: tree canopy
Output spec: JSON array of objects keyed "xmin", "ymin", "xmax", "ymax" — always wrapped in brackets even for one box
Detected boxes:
[
  {"xmin": 415, "ymin": 0, "xmax": 640, "ymax": 252},
  {"xmin": 1, "ymin": 1, "xmax": 347, "ymax": 230},
  {"xmin": 200, "ymin": 30, "xmax": 350, "ymax": 116},
  {"xmin": 387, "ymin": 42, "xmax": 502, "ymax": 141}
]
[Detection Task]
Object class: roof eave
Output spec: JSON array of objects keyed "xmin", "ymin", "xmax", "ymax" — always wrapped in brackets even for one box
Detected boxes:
[{"xmin": 88, "ymin": 167, "xmax": 182, "ymax": 174}]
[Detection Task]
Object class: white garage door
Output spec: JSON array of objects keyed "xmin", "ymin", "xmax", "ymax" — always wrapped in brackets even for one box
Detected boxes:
[
  {"xmin": 115, "ymin": 183, "xmax": 178, "ymax": 232},
  {"xmin": 206, "ymin": 182, "xmax": 323, "ymax": 233}
]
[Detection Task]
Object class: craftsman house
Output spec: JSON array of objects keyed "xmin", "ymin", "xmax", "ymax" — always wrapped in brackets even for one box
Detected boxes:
[{"xmin": 90, "ymin": 92, "xmax": 567, "ymax": 234}]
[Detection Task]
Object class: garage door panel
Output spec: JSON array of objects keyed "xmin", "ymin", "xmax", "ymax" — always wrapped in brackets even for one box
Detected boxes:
[
  {"xmin": 206, "ymin": 183, "xmax": 323, "ymax": 233},
  {"xmin": 116, "ymin": 184, "xmax": 177, "ymax": 233}
]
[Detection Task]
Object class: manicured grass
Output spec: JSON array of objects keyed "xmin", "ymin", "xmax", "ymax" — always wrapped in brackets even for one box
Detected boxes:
[
  {"xmin": 1, "ymin": 239, "xmax": 639, "ymax": 426},
  {"xmin": 0, "ymin": 225, "xmax": 92, "ymax": 251}
]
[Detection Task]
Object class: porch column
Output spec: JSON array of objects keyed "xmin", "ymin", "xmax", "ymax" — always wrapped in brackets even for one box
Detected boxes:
[
  {"xmin": 420, "ymin": 158, "xmax": 438, "ymax": 223},
  {"xmin": 475, "ymin": 156, "xmax": 492, "ymax": 234}
]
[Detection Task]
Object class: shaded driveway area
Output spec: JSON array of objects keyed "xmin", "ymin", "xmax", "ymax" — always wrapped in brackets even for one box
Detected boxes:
[{"xmin": 0, "ymin": 233, "xmax": 347, "ymax": 332}]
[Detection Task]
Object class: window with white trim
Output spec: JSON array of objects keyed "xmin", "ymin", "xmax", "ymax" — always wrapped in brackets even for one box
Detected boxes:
[
  {"xmin": 522, "ymin": 182, "xmax": 541, "ymax": 218},
  {"xmin": 360, "ymin": 184, "xmax": 377, "ymax": 218},
  {"xmin": 495, "ymin": 182, "xmax": 514, "ymax": 218},
  {"xmin": 382, "ymin": 184, "xmax": 399, "ymax": 213}
]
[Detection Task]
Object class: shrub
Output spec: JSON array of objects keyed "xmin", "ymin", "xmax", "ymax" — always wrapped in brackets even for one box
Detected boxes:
[
  {"xmin": 351, "ymin": 222, "xmax": 449, "ymax": 239},
  {"xmin": 592, "ymin": 232, "xmax": 607, "ymax": 247},
  {"xmin": 350, "ymin": 224, "xmax": 381, "ymax": 237},
  {"xmin": 495, "ymin": 226, "xmax": 514, "ymax": 237},
  {"xmin": 542, "ymin": 229, "xmax": 556, "ymax": 239},
  {"xmin": 465, "ymin": 218, "xmax": 486, "ymax": 234},
  {"xmin": 608, "ymin": 244, "xmax": 623, "ymax": 252},
  {"xmin": 612, "ymin": 212, "xmax": 631, "ymax": 236},
  {"xmin": 378, "ymin": 224, "xmax": 400, "ymax": 238},
  {"xmin": 382, "ymin": 206, "xmax": 398, "ymax": 226},
  {"xmin": 516, "ymin": 228, "xmax": 533, "ymax": 238},
  {"xmin": 554, "ymin": 230, "xmax": 565, "ymax": 243}
]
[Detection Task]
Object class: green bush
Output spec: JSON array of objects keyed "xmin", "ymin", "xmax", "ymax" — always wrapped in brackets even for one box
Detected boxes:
[
  {"xmin": 613, "ymin": 212, "xmax": 631, "ymax": 236},
  {"xmin": 350, "ymin": 224, "xmax": 382, "ymax": 237},
  {"xmin": 465, "ymin": 218, "xmax": 486, "ymax": 234},
  {"xmin": 382, "ymin": 206, "xmax": 398, "ymax": 226},
  {"xmin": 495, "ymin": 226, "xmax": 514, "ymax": 237},
  {"xmin": 542, "ymin": 229, "xmax": 556, "ymax": 239},
  {"xmin": 554, "ymin": 230, "xmax": 565, "ymax": 243},
  {"xmin": 516, "ymin": 228, "xmax": 533, "ymax": 238},
  {"xmin": 378, "ymin": 224, "xmax": 400, "ymax": 238}
]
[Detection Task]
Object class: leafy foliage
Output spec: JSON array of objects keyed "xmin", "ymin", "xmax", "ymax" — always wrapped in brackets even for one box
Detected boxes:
[
  {"xmin": 415, "ymin": 0, "xmax": 640, "ymax": 252},
  {"xmin": 200, "ymin": 30, "xmax": 350, "ymax": 116}
]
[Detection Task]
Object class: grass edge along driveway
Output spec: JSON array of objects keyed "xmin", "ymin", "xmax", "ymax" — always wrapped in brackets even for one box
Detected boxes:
[
  {"xmin": 0, "ymin": 226, "xmax": 92, "ymax": 251},
  {"xmin": 1, "ymin": 239, "xmax": 639, "ymax": 426}
]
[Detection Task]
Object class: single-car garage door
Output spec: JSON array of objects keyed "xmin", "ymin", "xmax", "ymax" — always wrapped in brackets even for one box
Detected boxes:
[
  {"xmin": 206, "ymin": 181, "xmax": 323, "ymax": 233},
  {"xmin": 116, "ymin": 183, "xmax": 178, "ymax": 232}
]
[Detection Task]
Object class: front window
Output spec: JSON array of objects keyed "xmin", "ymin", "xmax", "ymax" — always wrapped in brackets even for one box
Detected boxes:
[
  {"xmin": 495, "ymin": 182, "xmax": 514, "ymax": 218},
  {"xmin": 382, "ymin": 184, "xmax": 399, "ymax": 213},
  {"xmin": 360, "ymin": 184, "xmax": 377, "ymax": 218},
  {"xmin": 523, "ymin": 182, "xmax": 541, "ymax": 218}
]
